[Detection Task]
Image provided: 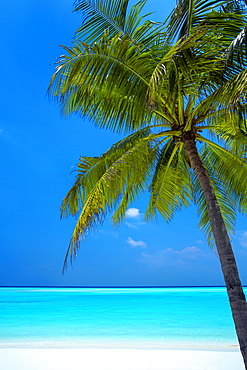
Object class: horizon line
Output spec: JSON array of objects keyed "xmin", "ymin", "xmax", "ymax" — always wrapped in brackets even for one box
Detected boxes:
[{"xmin": 1, "ymin": 285, "xmax": 245, "ymax": 288}]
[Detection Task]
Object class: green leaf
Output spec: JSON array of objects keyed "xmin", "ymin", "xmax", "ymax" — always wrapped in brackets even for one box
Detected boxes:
[
  {"xmin": 62, "ymin": 127, "xmax": 158, "ymax": 269},
  {"xmin": 146, "ymin": 140, "xmax": 192, "ymax": 221}
]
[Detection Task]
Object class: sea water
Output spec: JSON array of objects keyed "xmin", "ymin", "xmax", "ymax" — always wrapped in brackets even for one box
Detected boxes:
[{"xmin": 0, "ymin": 287, "xmax": 242, "ymax": 348}]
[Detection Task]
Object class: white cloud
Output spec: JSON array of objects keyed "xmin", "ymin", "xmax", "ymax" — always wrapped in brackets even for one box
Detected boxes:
[
  {"xmin": 125, "ymin": 222, "xmax": 138, "ymax": 229},
  {"xmin": 139, "ymin": 246, "xmax": 206, "ymax": 267},
  {"xmin": 140, "ymin": 250, "xmax": 168, "ymax": 267},
  {"xmin": 196, "ymin": 239, "xmax": 204, "ymax": 244},
  {"xmin": 237, "ymin": 231, "xmax": 247, "ymax": 248},
  {"xmin": 126, "ymin": 237, "xmax": 147, "ymax": 248},
  {"xmin": 125, "ymin": 208, "xmax": 141, "ymax": 219},
  {"xmin": 178, "ymin": 246, "xmax": 205, "ymax": 258},
  {"xmin": 93, "ymin": 230, "xmax": 119, "ymax": 238}
]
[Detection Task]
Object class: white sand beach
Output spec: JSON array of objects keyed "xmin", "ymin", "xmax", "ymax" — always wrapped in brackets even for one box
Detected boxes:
[{"xmin": 0, "ymin": 348, "xmax": 244, "ymax": 370}]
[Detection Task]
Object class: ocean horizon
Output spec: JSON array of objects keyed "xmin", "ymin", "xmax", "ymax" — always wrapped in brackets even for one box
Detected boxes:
[{"xmin": 0, "ymin": 286, "xmax": 243, "ymax": 349}]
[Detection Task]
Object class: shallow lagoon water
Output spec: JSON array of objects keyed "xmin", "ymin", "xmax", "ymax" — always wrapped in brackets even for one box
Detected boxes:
[{"xmin": 0, "ymin": 287, "xmax": 242, "ymax": 348}]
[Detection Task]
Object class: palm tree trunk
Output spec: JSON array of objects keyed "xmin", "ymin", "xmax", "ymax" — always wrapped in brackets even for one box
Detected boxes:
[{"xmin": 184, "ymin": 137, "xmax": 247, "ymax": 369}]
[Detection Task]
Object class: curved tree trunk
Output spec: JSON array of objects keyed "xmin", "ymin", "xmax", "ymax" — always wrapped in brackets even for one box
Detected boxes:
[{"xmin": 184, "ymin": 138, "xmax": 247, "ymax": 369}]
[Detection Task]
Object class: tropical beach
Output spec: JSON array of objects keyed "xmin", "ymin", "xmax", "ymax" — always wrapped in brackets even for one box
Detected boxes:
[
  {"xmin": 2, "ymin": 0, "xmax": 247, "ymax": 369},
  {"xmin": 0, "ymin": 287, "xmax": 245, "ymax": 369}
]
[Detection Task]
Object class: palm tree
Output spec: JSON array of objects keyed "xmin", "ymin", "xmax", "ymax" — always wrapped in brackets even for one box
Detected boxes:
[{"xmin": 48, "ymin": 0, "xmax": 247, "ymax": 367}]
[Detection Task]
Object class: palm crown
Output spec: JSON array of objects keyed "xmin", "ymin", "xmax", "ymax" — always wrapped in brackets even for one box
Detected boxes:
[{"xmin": 49, "ymin": 0, "xmax": 247, "ymax": 265}]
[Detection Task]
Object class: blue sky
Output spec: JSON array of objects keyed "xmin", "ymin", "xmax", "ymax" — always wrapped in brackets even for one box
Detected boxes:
[{"xmin": 1, "ymin": 0, "xmax": 247, "ymax": 287}]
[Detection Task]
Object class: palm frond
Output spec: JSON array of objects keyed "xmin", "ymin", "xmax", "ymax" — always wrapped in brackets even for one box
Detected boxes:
[
  {"xmin": 215, "ymin": 69, "xmax": 247, "ymax": 105},
  {"xmin": 187, "ymin": 68, "xmax": 247, "ymax": 129},
  {"xmin": 220, "ymin": 0, "xmax": 247, "ymax": 67},
  {"xmin": 61, "ymin": 127, "xmax": 153, "ymax": 218},
  {"xmin": 226, "ymin": 27, "xmax": 247, "ymax": 66},
  {"xmin": 147, "ymin": 28, "xmax": 227, "ymax": 113},
  {"xmin": 166, "ymin": 0, "xmax": 244, "ymax": 42},
  {"xmin": 145, "ymin": 140, "xmax": 192, "ymax": 221},
  {"xmin": 199, "ymin": 139, "xmax": 247, "ymax": 214},
  {"xmin": 202, "ymin": 109, "xmax": 247, "ymax": 155},
  {"xmin": 60, "ymin": 156, "xmax": 99, "ymax": 218},
  {"xmin": 48, "ymin": 33, "xmax": 160, "ymax": 133},
  {"xmin": 73, "ymin": 0, "xmax": 130, "ymax": 42},
  {"xmin": 62, "ymin": 128, "xmax": 158, "ymax": 269},
  {"xmin": 73, "ymin": 0, "xmax": 164, "ymax": 47}
]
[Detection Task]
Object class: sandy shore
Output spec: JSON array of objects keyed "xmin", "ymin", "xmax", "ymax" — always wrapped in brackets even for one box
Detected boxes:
[{"xmin": 0, "ymin": 348, "xmax": 244, "ymax": 370}]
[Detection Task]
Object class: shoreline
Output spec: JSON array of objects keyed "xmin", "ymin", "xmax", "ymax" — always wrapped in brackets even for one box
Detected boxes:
[
  {"xmin": 0, "ymin": 338, "xmax": 240, "ymax": 351},
  {"xmin": 0, "ymin": 342, "xmax": 240, "ymax": 351}
]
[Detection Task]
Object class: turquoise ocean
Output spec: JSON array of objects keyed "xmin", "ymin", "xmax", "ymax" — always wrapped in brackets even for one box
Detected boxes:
[{"xmin": 0, "ymin": 287, "xmax": 243, "ymax": 348}]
